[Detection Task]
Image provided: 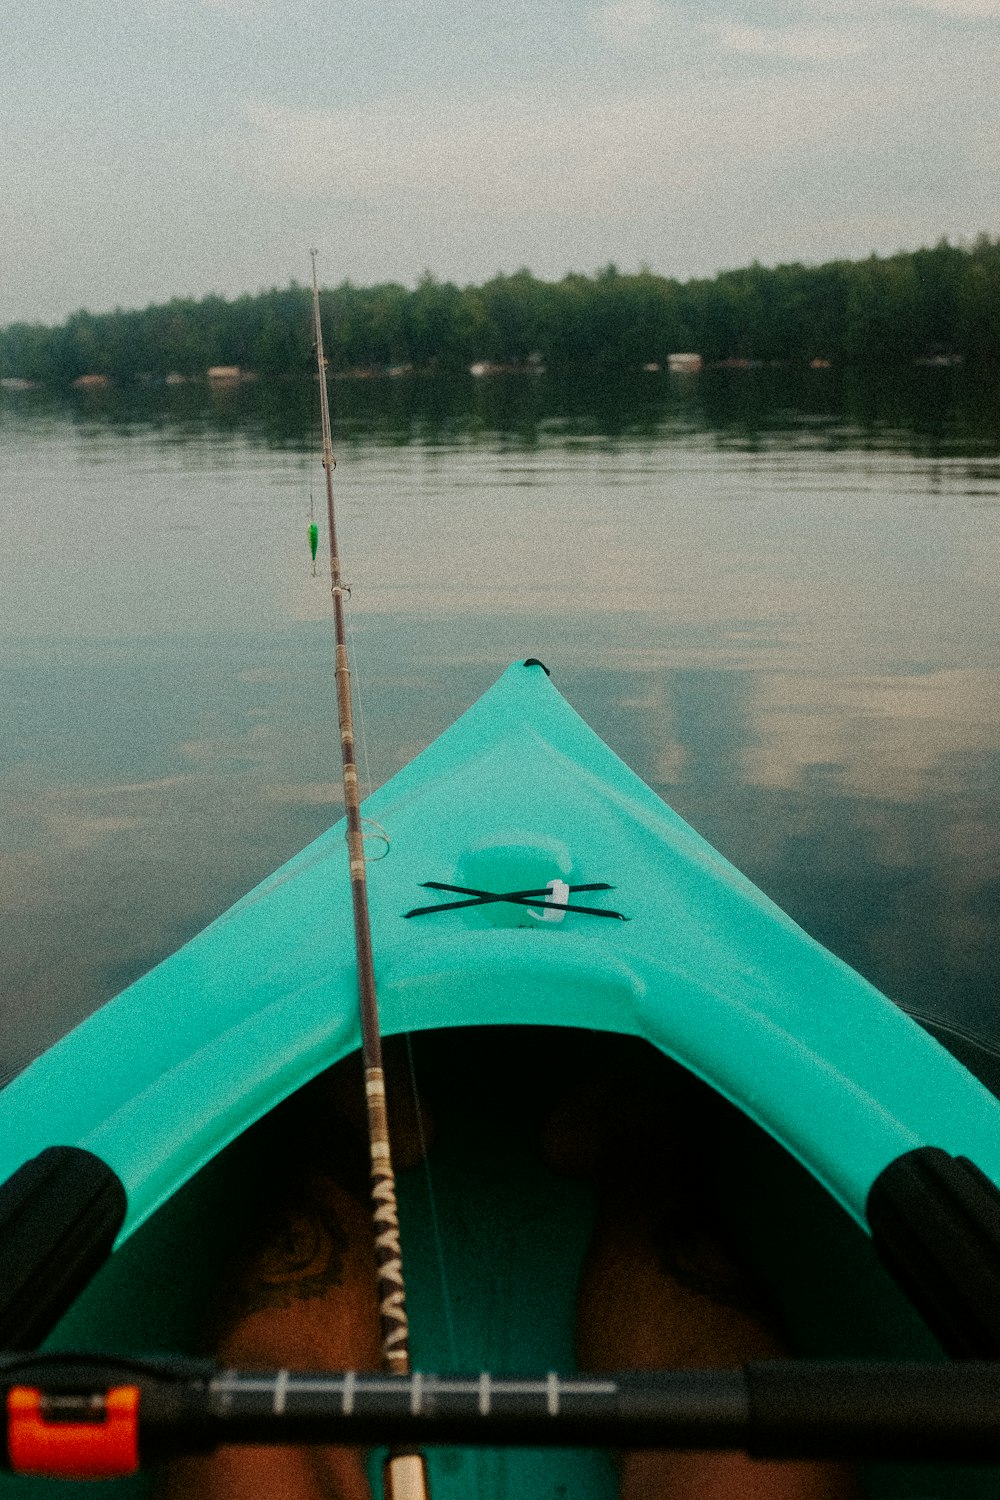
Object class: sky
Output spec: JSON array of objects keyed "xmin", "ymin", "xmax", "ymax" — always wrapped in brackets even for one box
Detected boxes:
[{"xmin": 2, "ymin": 0, "xmax": 998, "ymax": 324}]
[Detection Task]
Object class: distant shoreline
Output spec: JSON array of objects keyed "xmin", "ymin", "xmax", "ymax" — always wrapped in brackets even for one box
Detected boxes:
[{"xmin": 1, "ymin": 239, "xmax": 996, "ymax": 386}]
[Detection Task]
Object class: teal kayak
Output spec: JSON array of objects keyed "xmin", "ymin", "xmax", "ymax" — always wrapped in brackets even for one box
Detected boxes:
[{"xmin": 2, "ymin": 659, "xmax": 1000, "ymax": 1496}]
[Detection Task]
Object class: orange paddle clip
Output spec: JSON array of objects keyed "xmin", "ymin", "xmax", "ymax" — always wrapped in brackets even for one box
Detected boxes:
[{"xmin": 6, "ymin": 1385, "xmax": 140, "ymax": 1477}]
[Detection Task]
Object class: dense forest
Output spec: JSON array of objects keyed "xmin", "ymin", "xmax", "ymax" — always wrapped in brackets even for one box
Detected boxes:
[{"xmin": 2, "ymin": 236, "xmax": 999, "ymax": 385}]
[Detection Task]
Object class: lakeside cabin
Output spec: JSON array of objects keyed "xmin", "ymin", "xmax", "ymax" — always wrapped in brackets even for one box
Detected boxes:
[{"xmin": 667, "ymin": 353, "xmax": 703, "ymax": 373}]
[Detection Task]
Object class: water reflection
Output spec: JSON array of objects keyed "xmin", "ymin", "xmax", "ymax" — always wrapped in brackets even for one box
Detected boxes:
[
  {"xmin": 558, "ymin": 657, "xmax": 1000, "ymax": 1036},
  {"xmin": 0, "ymin": 374, "xmax": 997, "ymax": 1077},
  {"xmin": 5, "ymin": 363, "xmax": 1000, "ymax": 455}
]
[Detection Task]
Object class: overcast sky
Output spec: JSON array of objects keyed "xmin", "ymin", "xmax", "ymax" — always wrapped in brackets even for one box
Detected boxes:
[{"xmin": 2, "ymin": 0, "xmax": 997, "ymax": 323}]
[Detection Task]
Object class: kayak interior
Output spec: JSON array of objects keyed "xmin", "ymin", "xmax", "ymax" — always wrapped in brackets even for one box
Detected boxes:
[{"xmin": 6, "ymin": 1026, "xmax": 997, "ymax": 1498}]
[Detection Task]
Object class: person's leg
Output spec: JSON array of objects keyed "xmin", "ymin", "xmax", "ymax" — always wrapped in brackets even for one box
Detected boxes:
[
  {"xmin": 544, "ymin": 1046, "xmax": 858, "ymax": 1499},
  {"xmin": 160, "ymin": 1172, "xmax": 379, "ymax": 1500},
  {"xmin": 158, "ymin": 1045, "xmax": 433, "ymax": 1499},
  {"xmin": 577, "ymin": 1198, "xmax": 858, "ymax": 1500}
]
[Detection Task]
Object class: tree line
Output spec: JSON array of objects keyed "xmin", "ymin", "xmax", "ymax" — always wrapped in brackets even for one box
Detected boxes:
[{"xmin": 3, "ymin": 236, "xmax": 999, "ymax": 385}]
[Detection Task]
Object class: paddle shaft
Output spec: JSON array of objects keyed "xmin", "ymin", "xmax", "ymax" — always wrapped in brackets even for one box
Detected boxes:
[
  {"xmin": 9, "ymin": 1359, "xmax": 1000, "ymax": 1468},
  {"xmin": 309, "ymin": 256, "xmax": 415, "ymax": 1387},
  {"xmin": 175, "ymin": 1361, "xmax": 1000, "ymax": 1459}
]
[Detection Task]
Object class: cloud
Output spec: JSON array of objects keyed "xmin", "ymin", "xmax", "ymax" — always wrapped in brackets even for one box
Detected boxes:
[
  {"xmin": 200, "ymin": 0, "xmax": 274, "ymax": 16},
  {"xmin": 235, "ymin": 95, "xmax": 696, "ymax": 214},
  {"xmin": 589, "ymin": 0, "xmax": 876, "ymax": 64},
  {"xmin": 713, "ymin": 20, "xmax": 868, "ymax": 59},
  {"xmin": 234, "ymin": 81, "xmax": 852, "ymax": 216},
  {"xmin": 907, "ymin": 0, "xmax": 1000, "ymax": 13},
  {"xmin": 591, "ymin": 0, "xmax": 677, "ymax": 45}
]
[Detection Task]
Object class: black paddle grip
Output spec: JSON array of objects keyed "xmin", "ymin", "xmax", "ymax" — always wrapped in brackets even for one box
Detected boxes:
[
  {"xmin": 0, "ymin": 1147, "xmax": 127, "ymax": 1349},
  {"xmin": 868, "ymin": 1146, "xmax": 1000, "ymax": 1358},
  {"xmin": 745, "ymin": 1360, "xmax": 1000, "ymax": 1461}
]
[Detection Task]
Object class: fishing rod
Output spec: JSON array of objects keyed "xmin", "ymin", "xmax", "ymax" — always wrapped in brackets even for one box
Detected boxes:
[
  {"xmin": 309, "ymin": 251, "xmax": 428, "ymax": 1500},
  {"xmin": 6, "ymin": 1355, "xmax": 1000, "ymax": 1476}
]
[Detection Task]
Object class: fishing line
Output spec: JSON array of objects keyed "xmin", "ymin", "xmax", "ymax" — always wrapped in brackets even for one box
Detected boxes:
[
  {"xmin": 344, "ymin": 602, "xmax": 374, "ymax": 805},
  {"xmin": 405, "ymin": 1032, "xmax": 461, "ymax": 1371}
]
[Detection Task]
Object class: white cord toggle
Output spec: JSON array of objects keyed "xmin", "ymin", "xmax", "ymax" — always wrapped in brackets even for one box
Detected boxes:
[{"xmin": 528, "ymin": 878, "xmax": 570, "ymax": 924}]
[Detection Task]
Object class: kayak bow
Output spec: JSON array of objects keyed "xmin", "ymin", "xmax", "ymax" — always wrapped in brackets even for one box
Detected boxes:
[{"xmin": 0, "ymin": 659, "xmax": 997, "ymax": 1240}]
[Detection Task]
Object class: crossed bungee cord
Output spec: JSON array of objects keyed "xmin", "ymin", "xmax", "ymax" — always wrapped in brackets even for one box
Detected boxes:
[{"xmin": 404, "ymin": 881, "xmax": 628, "ymax": 921}]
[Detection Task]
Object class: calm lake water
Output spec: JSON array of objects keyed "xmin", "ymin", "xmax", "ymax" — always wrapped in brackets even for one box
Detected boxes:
[{"xmin": 1, "ymin": 368, "xmax": 998, "ymax": 1080}]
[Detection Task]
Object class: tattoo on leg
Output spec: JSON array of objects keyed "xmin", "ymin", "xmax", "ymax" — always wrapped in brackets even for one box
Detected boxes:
[
  {"xmin": 241, "ymin": 1192, "xmax": 351, "ymax": 1313},
  {"xmin": 652, "ymin": 1215, "xmax": 769, "ymax": 1321}
]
